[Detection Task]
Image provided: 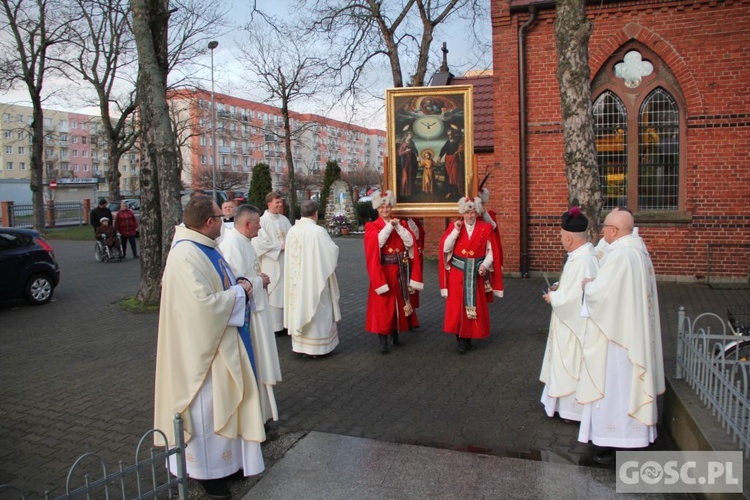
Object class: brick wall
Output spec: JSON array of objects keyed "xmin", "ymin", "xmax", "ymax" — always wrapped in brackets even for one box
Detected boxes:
[{"xmin": 485, "ymin": 0, "xmax": 750, "ymax": 281}]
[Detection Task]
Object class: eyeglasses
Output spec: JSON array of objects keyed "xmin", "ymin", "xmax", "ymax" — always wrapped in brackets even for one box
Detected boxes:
[
  {"xmin": 602, "ymin": 224, "xmax": 619, "ymax": 231},
  {"xmin": 206, "ymin": 215, "xmax": 223, "ymax": 221}
]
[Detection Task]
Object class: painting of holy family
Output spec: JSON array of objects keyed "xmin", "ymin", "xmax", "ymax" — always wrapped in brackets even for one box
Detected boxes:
[{"xmin": 385, "ymin": 85, "xmax": 474, "ymax": 216}]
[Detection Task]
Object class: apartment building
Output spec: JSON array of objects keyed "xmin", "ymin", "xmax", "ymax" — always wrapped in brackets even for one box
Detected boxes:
[
  {"xmin": 0, "ymin": 103, "xmax": 140, "ymax": 201},
  {"xmin": 168, "ymin": 89, "xmax": 387, "ymax": 193}
]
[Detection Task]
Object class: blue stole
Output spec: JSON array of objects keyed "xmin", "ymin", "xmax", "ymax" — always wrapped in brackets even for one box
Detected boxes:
[{"xmin": 175, "ymin": 239, "xmax": 256, "ymax": 373}]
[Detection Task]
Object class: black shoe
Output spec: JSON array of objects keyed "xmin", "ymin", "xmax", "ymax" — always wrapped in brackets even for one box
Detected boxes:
[
  {"xmin": 390, "ymin": 331, "xmax": 400, "ymax": 346},
  {"xmin": 196, "ymin": 478, "xmax": 232, "ymax": 499},
  {"xmin": 275, "ymin": 328, "xmax": 287, "ymax": 337},
  {"xmin": 592, "ymin": 448, "xmax": 617, "ymax": 465},
  {"xmin": 379, "ymin": 334, "xmax": 390, "ymax": 354},
  {"xmin": 457, "ymin": 336, "xmax": 467, "ymax": 354}
]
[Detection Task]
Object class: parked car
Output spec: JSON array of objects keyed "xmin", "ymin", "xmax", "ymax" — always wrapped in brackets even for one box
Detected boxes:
[{"xmin": 0, "ymin": 228, "xmax": 60, "ymax": 305}]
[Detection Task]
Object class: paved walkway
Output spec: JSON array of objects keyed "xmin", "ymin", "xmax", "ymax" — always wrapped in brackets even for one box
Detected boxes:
[{"xmin": 1, "ymin": 236, "xmax": 748, "ymax": 498}]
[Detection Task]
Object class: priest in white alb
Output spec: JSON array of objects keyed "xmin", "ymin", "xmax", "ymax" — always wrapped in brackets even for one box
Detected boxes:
[
  {"xmin": 253, "ymin": 191, "xmax": 292, "ymax": 336},
  {"xmin": 540, "ymin": 207, "xmax": 599, "ymax": 422},
  {"xmin": 220, "ymin": 204, "xmax": 283, "ymax": 423},
  {"xmin": 283, "ymin": 200, "xmax": 341, "ymax": 357},
  {"xmin": 154, "ymin": 195, "xmax": 265, "ymax": 499},
  {"xmin": 578, "ymin": 208, "xmax": 665, "ymax": 463}
]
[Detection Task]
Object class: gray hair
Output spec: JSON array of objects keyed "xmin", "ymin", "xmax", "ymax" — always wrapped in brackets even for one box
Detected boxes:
[
  {"xmin": 300, "ymin": 200, "xmax": 318, "ymax": 217},
  {"xmin": 235, "ymin": 204, "xmax": 261, "ymax": 223}
]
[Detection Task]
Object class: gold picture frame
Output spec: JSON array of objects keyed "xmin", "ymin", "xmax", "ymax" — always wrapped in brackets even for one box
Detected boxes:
[{"xmin": 385, "ymin": 85, "xmax": 474, "ymax": 217}]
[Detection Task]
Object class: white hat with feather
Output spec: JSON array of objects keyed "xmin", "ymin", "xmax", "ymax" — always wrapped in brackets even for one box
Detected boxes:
[
  {"xmin": 372, "ymin": 190, "xmax": 396, "ymax": 208},
  {"xmin": 458, "ymin": 196, "xmax": 484, "ymax": 215}
]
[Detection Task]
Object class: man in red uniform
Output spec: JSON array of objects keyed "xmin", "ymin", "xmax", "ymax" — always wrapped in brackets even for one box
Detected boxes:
[
  {"xmin": 439, "ymin": 196, "xmax": 503, "ymax": 354},
  {"xmin": 364, "ymin": 190, "xmax": 424, "ymax": 353}
]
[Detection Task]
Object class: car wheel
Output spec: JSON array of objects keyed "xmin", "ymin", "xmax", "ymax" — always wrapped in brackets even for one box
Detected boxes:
[{"xmin": 25, "ymin": 273, "xmax": 54, "ymax": 305}]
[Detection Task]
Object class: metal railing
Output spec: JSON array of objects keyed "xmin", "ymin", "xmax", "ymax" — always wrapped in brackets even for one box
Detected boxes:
[
  {"xmin": 7, "ymin": 201, "xmax": 86, "ymax": 229},
  {"xmin": 0, "ymin": 414, "xmax": 188, "ymax": 499},
  {"xmin": 675, "ymin": 307, "xmax": 750, "ymax": 457}
]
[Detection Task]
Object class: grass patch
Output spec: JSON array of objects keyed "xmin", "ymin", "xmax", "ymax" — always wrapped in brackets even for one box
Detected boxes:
[
  {"xmin": 121, "ymin": 296, "xmax": 159, "ymax": 313},
  {"xmin": 43, "ymin": 225, "xmax": 95, "ymax": 241}
]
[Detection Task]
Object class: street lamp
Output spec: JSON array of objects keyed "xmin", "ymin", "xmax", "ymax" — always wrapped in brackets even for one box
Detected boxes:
[{"xmin": 208, "ymin": 40, "xmax": 218, "ymax": 198}]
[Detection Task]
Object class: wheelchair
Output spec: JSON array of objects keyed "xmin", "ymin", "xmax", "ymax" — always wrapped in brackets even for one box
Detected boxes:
[{"xmin": 94, "ymin": 232, "xmax": 124, "ymax": 262}]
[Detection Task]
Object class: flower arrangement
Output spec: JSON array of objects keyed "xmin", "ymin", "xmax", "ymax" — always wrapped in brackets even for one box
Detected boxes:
[{"xmin": 329, "ymin": 214, "xmax": 350, "ymax": 229}]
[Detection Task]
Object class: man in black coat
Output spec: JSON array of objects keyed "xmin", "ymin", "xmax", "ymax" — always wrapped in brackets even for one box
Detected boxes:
[{"xmin": 90, "ymin": 198, "xmax": 113, "ymax": 234}]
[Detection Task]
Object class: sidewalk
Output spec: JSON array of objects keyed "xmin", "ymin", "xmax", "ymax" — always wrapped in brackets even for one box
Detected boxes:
[
  {"xmin": 244, "ymin": 431, "xmax": 636, "ymax": 499},
  {"xmin": 1, "ymin": 236, "xmax": 748, "ymax": 498}
]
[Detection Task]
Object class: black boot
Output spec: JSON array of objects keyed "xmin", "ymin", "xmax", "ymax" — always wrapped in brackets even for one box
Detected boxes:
[
  {"xmin": 196, "ymin": 478, "xmax": 232, "ymax": 499},
  {"xmin": 466, "ymin": 338, "xmax": 473, "ymax": 350},
  {"xmin": 379, "ymin": 334, "xmax": 390, "ymax": 354},
  {"xmin": 456, "ymin": 336, "xmax": 467, "ymax": 354},
  {"xmin": 390, "ymin": 331, "xmax": 400, "ymax": 346}
]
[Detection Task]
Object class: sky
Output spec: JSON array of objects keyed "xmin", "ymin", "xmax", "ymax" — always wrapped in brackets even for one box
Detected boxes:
[{"xmin": 0, "ymin": 0, "xmax": 492, "ymax": 129}]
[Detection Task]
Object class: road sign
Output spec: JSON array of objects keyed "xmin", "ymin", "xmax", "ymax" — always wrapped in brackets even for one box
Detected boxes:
[{"xmin": 49, "ymin": 180, "xmax": 57, "ymax": 190}]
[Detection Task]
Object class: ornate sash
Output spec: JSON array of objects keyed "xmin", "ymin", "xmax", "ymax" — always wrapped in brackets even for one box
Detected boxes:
[
  {"xmin": 380, "ymin": 252, "xmax": 413, "ymax": 316},
  {"xmin": 450, "ymin": 255, "xmax": 485, "ymax": 319}
]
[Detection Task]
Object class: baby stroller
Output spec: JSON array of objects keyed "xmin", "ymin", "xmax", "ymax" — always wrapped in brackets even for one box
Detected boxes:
[{"xmin": 94, "ymin": 231, "xmax": 124, "ymax": 262}]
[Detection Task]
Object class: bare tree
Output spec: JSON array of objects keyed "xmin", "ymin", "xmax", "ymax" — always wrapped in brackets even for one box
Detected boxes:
[
  {"xmin": 343, "ymin": 166, "xmax": 381, "ymax": 196},
  {"xmin": 192, "ymin": 166, "xmax": 247, "ymax": 192},
  {"xmin": 237, "ymin": 21, "xmax": 326, "ymax": 212},
  {"xmin": 0, "ymin": 0, "xmax": 76, "ymax": 230},
  {"xmin": 61, "ymin": 0, "xmax": 138, "ymax": 201},
  {"xmin": 130, "ymin": 0, "xmax": 182, "ymax": 305},
  {"xmin": 57, "ymin": 0, "xmax": 226, "ymax": 202},
  {"xmin": 554, "ymin": 0, "xmax": 603, "ymax": 240},
  {"xmin": 306, "ymin": 0, "xmax": 488, "ymax": 98},
  {"xmin": 165, "ymin": 0, "xmax": 228, "ymax": 87}
]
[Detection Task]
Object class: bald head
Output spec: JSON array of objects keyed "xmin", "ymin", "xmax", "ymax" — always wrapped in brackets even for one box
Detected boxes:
[{"xmin": 602, "ymin": 209, "xmax": 634, "ymax": 243}]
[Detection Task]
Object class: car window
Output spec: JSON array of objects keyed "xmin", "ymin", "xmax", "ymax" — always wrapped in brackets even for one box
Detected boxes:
[{"xmin": 0, "ymin": 232, "xmax": 31, "ymax": 251}]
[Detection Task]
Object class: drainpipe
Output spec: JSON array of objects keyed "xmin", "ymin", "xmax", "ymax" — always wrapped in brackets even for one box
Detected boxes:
[{"xmin": 518, "ymin": 5, "xmax": 537, "ymax": 278}]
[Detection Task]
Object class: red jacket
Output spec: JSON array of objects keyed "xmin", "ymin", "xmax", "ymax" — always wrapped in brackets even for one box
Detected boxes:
[{"xmin": 115, "ymin": 209, "xmax": 139, "ymax": 237}]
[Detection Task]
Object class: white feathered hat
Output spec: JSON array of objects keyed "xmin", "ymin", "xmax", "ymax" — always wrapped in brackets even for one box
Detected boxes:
[
  {"xmin": 372, "ymin": 190, "xmax": 396, "ymax": 208},
  {"xmin": 458, "ymin": 196, "xmax": 484, "ymax": 215}
]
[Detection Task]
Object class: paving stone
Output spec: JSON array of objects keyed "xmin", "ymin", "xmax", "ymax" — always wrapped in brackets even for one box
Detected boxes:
[{"xmin": 2, "ymin": 236, "xmax": 749, "ymax": 497}]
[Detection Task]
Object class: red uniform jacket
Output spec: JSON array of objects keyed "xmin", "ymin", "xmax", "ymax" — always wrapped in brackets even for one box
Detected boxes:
[
  {"xmin": 364, "ymin": 217, "xmax": 423, "ymax": 334},
  {"xmin": 439, "ymin": 220, "xmax": 502, "ymax": 338}
]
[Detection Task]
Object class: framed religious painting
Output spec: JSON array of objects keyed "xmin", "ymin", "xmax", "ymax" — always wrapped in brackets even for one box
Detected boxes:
[{"xmin": 385, "ymin": 85, "xmax": 475, "ymax": 217}]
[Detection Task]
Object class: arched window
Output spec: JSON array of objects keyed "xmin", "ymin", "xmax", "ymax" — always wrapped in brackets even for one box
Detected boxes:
[
  {"xmin": 593, "ymin": 91, "xmax": 628, "ymax": 210},
  {"xmin": 638, "ymin": 89, "xmax": 679, "ymax": 210},
  {"xmin": 592, "ymin": 44, "xmax": 685, "ymax": 213}
]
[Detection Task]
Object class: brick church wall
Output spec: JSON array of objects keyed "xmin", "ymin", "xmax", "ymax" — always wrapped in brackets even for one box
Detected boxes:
[{"xmin": 487, "ymin": 0, "xmax": 750, "ymax": 281}]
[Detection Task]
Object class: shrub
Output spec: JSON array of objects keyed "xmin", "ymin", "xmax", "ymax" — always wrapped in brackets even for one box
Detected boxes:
[{"xmin": 355, "ymin": 200, "xmax": 377, "ymax": 226}]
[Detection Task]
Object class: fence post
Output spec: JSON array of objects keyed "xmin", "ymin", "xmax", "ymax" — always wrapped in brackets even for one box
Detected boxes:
[
  {"xmin": 1, "ymin": 201, "xmax": 14, "ymax": 227},
  {"xmin": 676, "ymin": 306, "xmax": 686, "ymax": 379},
  {"xmin": 46, "ymin": 200, "xmax": 55, "ymax": 229},
  {"xmin": 173, "ymin": 414, "xmax": 188, "ymax": 500},
  {"xmin": 83, "ymin": 198, "xmax": 91, "ymax": 226}
]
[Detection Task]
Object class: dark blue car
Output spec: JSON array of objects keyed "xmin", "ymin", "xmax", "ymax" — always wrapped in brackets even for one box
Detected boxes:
[{"xmin": 0, "ymin": 228, "xmax": 60, "ymax": 305}]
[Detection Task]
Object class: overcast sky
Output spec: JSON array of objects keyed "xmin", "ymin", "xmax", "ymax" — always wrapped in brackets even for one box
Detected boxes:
[{"xmin": 1, "ymin": 0, "xmax": 492, "ymax": 129}]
